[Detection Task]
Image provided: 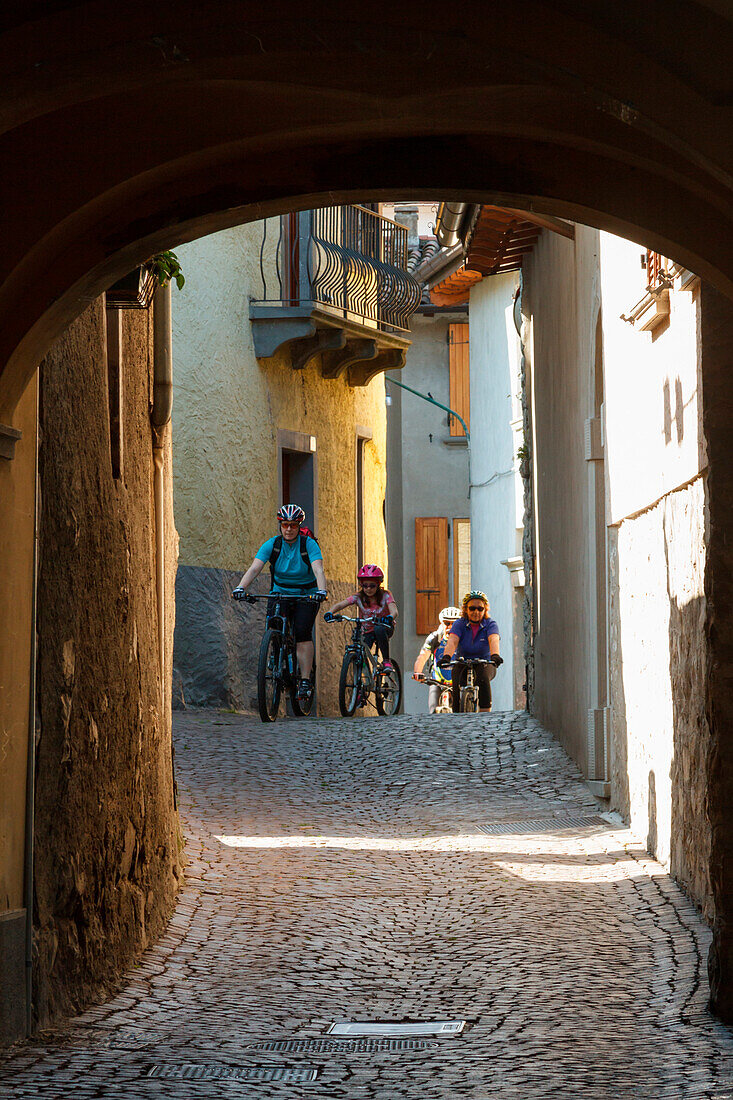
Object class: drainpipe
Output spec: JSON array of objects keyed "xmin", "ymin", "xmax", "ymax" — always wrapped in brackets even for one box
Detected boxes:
[
  {"xmin": 435, "ymin": 202, "xmax": 480, "ymax": 249},
  {"xmin": 24, "ymin": 377, "xmax": 40, "ymax": 1035},
  {"xmin": 151, "ymin": 282, "xmax": 176, "ymax": 806}
]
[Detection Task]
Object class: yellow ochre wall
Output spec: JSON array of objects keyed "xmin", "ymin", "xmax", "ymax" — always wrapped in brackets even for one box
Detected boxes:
[
  {"xmin": 0, "ymin": 374, "xmax": 37, "ymax": 1040},
  {"xmin": 171, "ymin": 222, "xmax": 390, "ymax": 714},
  {"xmin": 172, "ymin": 222, "xmax": 388, "ymax": 587}
]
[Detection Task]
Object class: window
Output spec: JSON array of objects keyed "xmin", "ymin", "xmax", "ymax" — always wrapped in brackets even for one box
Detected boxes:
[
  {"xmin": 448, "ymin": 322, "xmax": 470, "ymax": 437},
  {"xmin": 355, "ymin": 428, "xmax": 372, "ymax": 567},
  {"xmin": 453, "ymin": 518, "xmax": 471, "ymax": 603},
  {"xmin": 278, "ymin": 429, "xmax": 317, "ymax": 531},
  {"xmin": 415, "ymin": 517, "xmax": 449, "ymax": 634}
]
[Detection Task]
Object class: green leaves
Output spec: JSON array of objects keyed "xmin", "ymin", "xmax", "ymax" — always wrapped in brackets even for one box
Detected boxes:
[{"xmin": 148, "ymin": 249, "xmax": 186, "ymax": 291}]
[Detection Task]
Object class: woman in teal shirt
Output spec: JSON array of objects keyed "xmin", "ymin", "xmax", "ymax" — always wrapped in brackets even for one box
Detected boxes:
[{"xmin": 233, "ymin": 504, "xmax": 327, "ymax": 700}]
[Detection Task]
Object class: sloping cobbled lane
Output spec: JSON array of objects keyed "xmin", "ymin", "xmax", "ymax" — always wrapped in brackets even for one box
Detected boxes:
[{"xmin": 3, "ymin": 709, "xmax": 733, "ymax": 1098}]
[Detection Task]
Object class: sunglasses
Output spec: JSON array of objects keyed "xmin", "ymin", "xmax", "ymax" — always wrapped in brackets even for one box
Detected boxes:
[{"xmin": 467, "ymin": 605, "xmax": 484, "ymax": 612}]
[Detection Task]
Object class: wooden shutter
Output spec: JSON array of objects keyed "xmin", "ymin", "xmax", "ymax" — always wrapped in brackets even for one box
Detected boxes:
[
  {"xmin": 415, "ymin": 517, "xmax": 449, "ymax": 634},
  {"xmin": 448, "ymin": 323, "xmax": 470, "ymax": 437}
]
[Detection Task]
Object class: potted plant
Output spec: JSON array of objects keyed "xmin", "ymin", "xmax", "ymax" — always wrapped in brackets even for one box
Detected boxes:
[{"xmin": 106, "ymin": 250, "xmax": 185, "ymax": 309}]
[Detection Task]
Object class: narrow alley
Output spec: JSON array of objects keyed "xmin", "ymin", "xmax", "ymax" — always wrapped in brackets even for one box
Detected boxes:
[{"xmin": 3, "ymin": 711, "xmax": 732, "ymax": 1099}]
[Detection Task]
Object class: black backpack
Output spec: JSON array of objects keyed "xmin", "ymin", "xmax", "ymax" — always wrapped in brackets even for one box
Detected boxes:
[{"xmin": 268, "ymin": 531, "xmax": 319, "ymax": 585}]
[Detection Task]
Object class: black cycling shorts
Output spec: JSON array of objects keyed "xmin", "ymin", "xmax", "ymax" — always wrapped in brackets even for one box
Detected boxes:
[
  {"xmin": 267, "ymin": 594, "xmax": 319, "ymax": 643},
  {"xmin": 451, "ymin": 660, "xmax": 496, "ymax": 711}
]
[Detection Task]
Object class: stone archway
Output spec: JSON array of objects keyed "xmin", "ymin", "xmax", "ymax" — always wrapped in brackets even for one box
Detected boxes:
[{"xmin": 1, "ymin": 1, "xmax": 732, "ymax": 1026}]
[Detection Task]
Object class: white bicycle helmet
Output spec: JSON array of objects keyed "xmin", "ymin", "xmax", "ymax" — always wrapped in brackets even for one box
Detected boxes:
[{"xmin": 439, "ymin": 605, "xmax": 461, "ymax": 624}]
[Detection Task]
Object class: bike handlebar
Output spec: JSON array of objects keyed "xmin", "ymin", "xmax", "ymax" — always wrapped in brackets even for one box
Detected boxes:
[
  {"xmin": 325, "ymin": 612, "xmax": 379, "ymax": 624},
  {"xmin": 238, "ymin": 591, "xmax": 323, "ymax": 603}
]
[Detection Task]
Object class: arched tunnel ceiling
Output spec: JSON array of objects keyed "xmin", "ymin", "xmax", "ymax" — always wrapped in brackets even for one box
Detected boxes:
[{"xmin": 0, "ymin": 1, "xmax": 730, "ymax": 418}]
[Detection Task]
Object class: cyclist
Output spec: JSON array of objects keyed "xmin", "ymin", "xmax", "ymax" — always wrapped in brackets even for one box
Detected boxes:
[
  {"xmin": 438, "ymin": 590, "xmax": 502, "ymax": 713},
  {"xmin": 325, "ymin": 564, "xmax": 398, "ymax": 668},
  {"xmin": 232, "ymin": 504, "xmax": 327, "ymax": 702},
  {"xmin": 413, "ymin": 606, "xmax": 461, "ymax": 713}
]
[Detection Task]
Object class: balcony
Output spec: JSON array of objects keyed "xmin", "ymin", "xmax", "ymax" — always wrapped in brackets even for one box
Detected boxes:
[{"xmin": 250, "ymin": 206, "xmax": 421, "ymax": 385}]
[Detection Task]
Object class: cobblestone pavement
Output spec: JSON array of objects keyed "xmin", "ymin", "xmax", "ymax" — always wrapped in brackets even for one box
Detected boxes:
[{"xmin": 3, "ymin": 709, "xmax": 733, "ymax": 1098}]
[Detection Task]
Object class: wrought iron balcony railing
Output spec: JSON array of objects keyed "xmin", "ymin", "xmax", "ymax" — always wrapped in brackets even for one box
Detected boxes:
[{"xmin": 253, "ymin": 205, "xmax": 421, "ymax": 334}]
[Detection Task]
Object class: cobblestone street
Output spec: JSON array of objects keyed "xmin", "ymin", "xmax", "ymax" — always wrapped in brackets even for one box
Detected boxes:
[{"xmin": 3, "ymin": 710, "xmax": 733, "ymax": 1098}]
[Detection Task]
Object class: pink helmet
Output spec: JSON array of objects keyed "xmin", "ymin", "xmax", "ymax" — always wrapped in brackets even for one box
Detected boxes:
[{"xmin": 358, "ymin": 563, "xmax": 384, "ymax": 581}]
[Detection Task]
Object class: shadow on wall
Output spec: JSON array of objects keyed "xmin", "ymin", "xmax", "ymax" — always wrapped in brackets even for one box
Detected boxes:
[
  {"xmin": 610, "ymin": 495, "xmax": 711, "ymax": 921},
  {"xmin": 669, "ymin": 590, "xmax": 713, "ymax": 920},
  {"xmin": 172, "ymin": 569, "xmax": 351, "ymax": 717}
]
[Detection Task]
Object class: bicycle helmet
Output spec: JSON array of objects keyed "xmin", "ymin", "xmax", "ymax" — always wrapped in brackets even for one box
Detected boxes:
[
  {"xmin": 462, "ymin": 590, "xmax": 489, "ymax": 612},
  {"xmin": 358, "ymin": 563, "xmax": 384, "ymax": 581},
  {"xmin": 277, "ymin": 503, "xmax": 305, "ymax": 524},
  {"xmin": 439, "ymin": 606, "xmax": 461, "ymax": 624}
]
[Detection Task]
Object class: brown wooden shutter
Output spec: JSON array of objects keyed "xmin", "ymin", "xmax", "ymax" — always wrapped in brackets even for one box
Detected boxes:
[
  {"xmin": 448, "ymin": 323, "xmax": 470, "ymax": 437},
  {"xmin": 415, "ymin": 517, "xmax": 449, "ymax": 635}
]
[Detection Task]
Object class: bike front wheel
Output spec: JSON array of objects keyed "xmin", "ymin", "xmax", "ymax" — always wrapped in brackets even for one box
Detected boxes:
[
  {"xmin": 258, "ymin": 628, "xmax": 283, "ymax": 722},
  {"xmin": 375, "ymin": 660, "xmax": 402, "ymax": 716},
  {"xmin": 339, "ymin": 652, "xmax": 361, "ymax": 717},
  {"xmin": 460, "ymin": 686, "xmax": 478, "ymax": 713}
]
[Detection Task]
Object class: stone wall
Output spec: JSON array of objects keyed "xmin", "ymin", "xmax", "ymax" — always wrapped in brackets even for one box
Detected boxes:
[
  {"xmin": 609, "ymin": 477, "xmax": 711, "ymax": 916},
  {"xmin": 700, "ymin": 283, "xmax": 733, "ymax": 1022},
  {"xmin": 34, "ymin": 299, "xmax": 180, "ymax": 1027}
]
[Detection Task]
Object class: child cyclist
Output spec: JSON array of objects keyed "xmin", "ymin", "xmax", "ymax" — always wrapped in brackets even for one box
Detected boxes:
[
  {"xmin": 413, "ymin": 606, "xmax": 461, "ymax": 713},
  {"xmin": 324, "ymin": 565, "xmax": 399, "ymax": 668}
]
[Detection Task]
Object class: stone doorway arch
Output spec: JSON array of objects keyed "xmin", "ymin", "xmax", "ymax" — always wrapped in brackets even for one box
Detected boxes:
[{"xmin": 1, "ymin": 1, "xmax": 732, "ymax": 1031}]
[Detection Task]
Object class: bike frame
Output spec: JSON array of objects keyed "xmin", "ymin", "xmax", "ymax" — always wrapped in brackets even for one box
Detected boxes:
[
  {"xmin": 245, "ymin": 591, "xmax": 320, "ymax": 688},
  {"xmin": 342, "ymin": 616, "xmax": 381, "ymax": 698}
]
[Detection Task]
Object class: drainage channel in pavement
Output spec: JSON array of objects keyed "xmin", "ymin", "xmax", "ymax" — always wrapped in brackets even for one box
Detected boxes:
[
  {"xmin": 145, "ymin": 1021, "xmax": 468, "ymax": 1082},
  {"xmin": 475, "ymin": 813, "xmax": 610, "ymax": 835},
  {"xmin": 146, "ymin": 1065, "xmax": 320, "ymax": 1081}
]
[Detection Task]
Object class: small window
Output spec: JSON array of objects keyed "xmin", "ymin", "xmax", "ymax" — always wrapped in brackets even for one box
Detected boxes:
[{"xmin": 448, "ymin": 323, "xmax": 470, "ymax": 436}]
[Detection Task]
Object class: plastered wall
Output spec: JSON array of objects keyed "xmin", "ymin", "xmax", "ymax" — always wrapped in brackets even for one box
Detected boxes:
[
  {"xmin": 385, "ymin": 313, "xmax": 471, "ymax": 715},
  {"xmin": 0, "ymin": 374, "xmax": 37, "ymax": 1041},
  {"xmin": 172, "ymin": 222, "xmax": 388, "ymax": 714},
  {"xmin": 468, "ymin": 272, "xmax": 523, "ymax": 712},
  {"xmin": 524, "ymin": 226, "xmax": 710, "ymax": 912}
]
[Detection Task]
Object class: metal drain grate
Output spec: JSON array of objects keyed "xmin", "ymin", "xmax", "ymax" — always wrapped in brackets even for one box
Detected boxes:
[
  {"xmin": 476, "ymin": 813, "xmax": 608, "ymax": 835},
  {"xmin": 146, "ymin": 1065, "xmax": 319, "ymax": 1082},
  {"xmin": 249, "ymin": 1037, "xmax": 437, "ymax": 1053},
  {"xmin": 328, "ymin": 1020, "xmax": 465, "ymax": 1038}
]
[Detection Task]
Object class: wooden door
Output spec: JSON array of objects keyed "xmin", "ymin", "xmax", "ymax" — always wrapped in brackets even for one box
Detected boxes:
[{"xmin": 415, "ymin": 517, "xmax": 449, "ymax": 634}]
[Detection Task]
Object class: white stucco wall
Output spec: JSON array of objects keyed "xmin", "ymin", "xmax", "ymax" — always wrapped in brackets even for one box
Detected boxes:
[
  {"xmin": 600, "ymin": 233, "xmax": 705, "ymax": 523},
  {"xmin": 468, "ymin": 272, "xmax": 523, "ymax": 712}
]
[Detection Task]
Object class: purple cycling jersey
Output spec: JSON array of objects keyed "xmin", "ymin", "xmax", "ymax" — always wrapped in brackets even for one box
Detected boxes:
[{"xmin": 449, "ymin": 616, "xmax": 500, "ymax": 659}]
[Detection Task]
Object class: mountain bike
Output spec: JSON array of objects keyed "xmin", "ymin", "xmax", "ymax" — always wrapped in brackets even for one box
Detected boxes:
[
  {"xmin": 448, "ymin": 657, "xmax": 494, "ymax": 713},
  {"xmin": 413, "ymin": 673, "xmax": 453, "ymax": 714},
  {"xmin": 238, "ymin": 592, "xmax": 321, "ymax": 722},
  {"xmin": 325, "ymin": 613, "xmax": 402, "ymax": 717}
]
